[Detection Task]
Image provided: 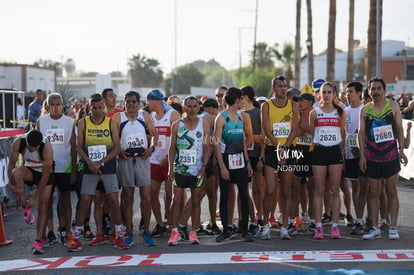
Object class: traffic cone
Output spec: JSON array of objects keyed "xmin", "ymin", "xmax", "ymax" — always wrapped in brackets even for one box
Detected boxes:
[{"xmin": 0, "ymin": 204, "xmax": 13, "ymax": 246}]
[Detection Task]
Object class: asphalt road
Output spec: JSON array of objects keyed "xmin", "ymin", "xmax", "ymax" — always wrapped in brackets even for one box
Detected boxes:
[{"xmin": 1, "ymin": 178, "xmax": 414, "ymax": 274}]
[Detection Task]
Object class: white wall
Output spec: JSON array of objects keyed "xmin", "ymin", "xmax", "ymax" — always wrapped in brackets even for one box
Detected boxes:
[{"xmin": 26, "ymin": 67, "xmax": 55, "ymax": 92}]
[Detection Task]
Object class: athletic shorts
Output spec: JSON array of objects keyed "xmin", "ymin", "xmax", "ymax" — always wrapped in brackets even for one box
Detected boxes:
[
  {"xmin": 312, "ymin": 145, "xmax": 343, "ymax": 166},
  {"xmin": 151, "ymin": 163, "xmax": 169, "ymax": 182},
  {"xmin": 294, "ymin": 151, "xmax": 313, "ymax": 178},
  {"xmin": 366, "ymin": 159, "xmax": 401, "ymax": 179},
  {"xmin": 54, "ymin": 173, "xmax": 79, "ymax": 192},
  {"xmin": 264, "ymin": 145, "xmax": 297, "ymax": 169},
  {"xmin": 118, "ymin": 157, "xmax": 150, "ymax": 188},
  {"xmin": 205, "ymin": 155, "xmax": 215, "ymax": 178},
  {"xmin": 173, "ymin": 173, "xmax": 202, "ymax": 189},
  {"xmin": 25, "ymin": 168, "xmax": 54, "ymax": 187},
  {"xmin": 344, "ymin": 158, "xmax": 365, "ymax": 179},
  {"xmin": 220, "ymin": 153, "xmax": 249, "ymax": 185},
  {"xmin": 81, "ymin": 174, "xmax": 119, "ymax": 195}
]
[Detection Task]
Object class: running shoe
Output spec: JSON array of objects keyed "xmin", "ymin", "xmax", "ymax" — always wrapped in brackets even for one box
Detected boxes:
[
  {"xmin": 189, "ymin": 230, "xmax": 200, "ymax": 245},
  {"xmin": 287, "ymin": 223, "xmax": 298, "ymax": 235},
  {"xmin": 280, "ymin": 227, "xmax": 291, "ymax": 240},
  {"xmin": 242, "ymin": 232, "xmax": 255, "ymax": 242},
  {"xmin": 313, "ymin": 226, "xmax": 324, "ymax": 240},
  {"xmin": 301, "ymin": 212, "xmax": 310, "ymax": 224},
  {"xmin": 143, "ymin": 231, "xmax": 155, "ymax": 246},
  {"xmin": 345, "ymin": 214, "xmax": 354, "ymax": 227},
  {"xmin": 151, "ymin": 224, "xmax": 166, "ymax": 238},
  {"xmin": 226, "ymin": 226, "xmax": 237, "ymax": 240},
  {"xmin": 124, "ymin": 233, "xmax": 135, "ymax": 247},
  {"xmin": 47, "ymin": 231, "xmax": 58, "ymax": 245},
  {"xmin": 113, "ymin": 237, "xmax": 129, "ymax": 249},
  {"xmin": 350, "ymin": 223, "xmax": 364, "ymax": 235},
  {"xmin": 23, "ymin": 208, "xmax": 35, "ymax": 225},
  {"xmin": 139, "ymin": 218, "xmax": 145, "ymax": 235},
  {"xmin": 32, "ymin": 240, "xmax": 44, "ymax": 254},
  {"xmin": 380, "ymin": 222, "xmax": 389, "ymax": 232},
  {"xmin": 322, "ymin": 213, "xmax": 332, "ymax": 224},
  {"xmin": 196, "ymin": 227, "xmax": 213, "ymax": 237},
  {"xmin": 67, "ymin": 236, "xmax": 82, "ymax": 252},
  {"xmin": 89, "ymin": 234, "xmax": 106, "ymax": 246},
  {"xmin": 362, "ymin": 226, "xmax": 381, "ymax": 240},
  {"xmin": 388, "ymin": 227, "xmax": 400, "ymax": 240},
  {"xmin": 307, "ymin": 223, "xmax": 317, "ymax": 235},
  {"xmin": 178, "ymin": 225, "xmax": 189, "ymax": 240},
  {"xmin": 330, "ymin": 226, "xmax": 341, "ymax": 239},
  {"xmin": 109, "ymin": 233, "xmax": 117, "ymax": 245},
  {"xmin": 82, "ymin": 228, "xmax": 95, "ymax": 241},
  {"xmin": 269, "ymin": 216, "xmax": 279, "ymax": 227},
  {"xmin": 339, "ymin": 212, "xmax": 346, "ymax": 220},
  {"xmin": 211, "ymin": 224, "xmax": 222, "ymax": 235},
  {"xmin": 260, "ymin": 224, "xmax": 271, "ymax": 240},
  {"xmin": 59, "ymin": 229, "xmax": 68, "ymax": 246},
  {"xmin": 168, "ymin": 230, "xmax": 181, "ymax": 246},
  {"xmin": 41, "ymin": 237, "xmax": 50, "ymax": 248},
  {"xmin": 249, "ymin": 223, "xmax": 260, "ymax": 238}
]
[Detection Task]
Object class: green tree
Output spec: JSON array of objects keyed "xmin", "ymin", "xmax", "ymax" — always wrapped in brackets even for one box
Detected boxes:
[
  {"xmin": 272, "ymin": 43, "xmax": 294, "ymax": 82},
  {"xmin": 251, "ymin": 42, "xmax": 274, "ymax": 71},
  {"xmin": 110, "ymin": 71, "xmax": 123, "ymax": 77},
  {"xmin": 33, "ymin": 59, "xmax": 63, "ymax": 77},
  {"xmin": 235, "ymin": 67, "xmax": 274, "ymax": 97},
  {"xmin": 164, "ymin": 64, "xmax": 204, "ymax": 95},
  {"xmin": 79, "ymin": 71, "xmax": 99, "ymax": 77},
  {"xmin": 191, "ymin": 59, "xmax": 232, "ymax": 88},
  {"xmin": 128, "ymin": 54, "xmax": 163, "ymax": 87}
]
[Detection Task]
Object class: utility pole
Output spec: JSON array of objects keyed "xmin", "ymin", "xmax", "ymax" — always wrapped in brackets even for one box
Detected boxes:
[{"xmin": 252, "ymin": 0, "xmax": 259, "ymax": 72}]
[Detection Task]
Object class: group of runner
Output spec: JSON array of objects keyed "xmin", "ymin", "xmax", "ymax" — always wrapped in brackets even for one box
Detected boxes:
[{"xmin": 7, "ymin": 76, "xmax": 409, "ymax": 255}]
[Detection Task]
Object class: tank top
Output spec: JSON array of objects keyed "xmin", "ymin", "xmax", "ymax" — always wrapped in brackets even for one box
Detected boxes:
[
  {"xmin": 119, "ymin": 111, "xmax": 148, "ymax": 151},
  {"xmin": 313, "ymin": 107, "xmax": 342, "ymax": 146},
  {"xmin": 345, "ymin": 104, "xmax": 363, "ymax": 159},
  {"xmin": 365, "ymin": 99, "xmax": 399, "ymax": 162},
  {"xmin": 84, "ymin": 116, "xmax": 116, "ymax": 174},
  {"xmin": 221, "ymin": 111, "xmax": 245, "ymax": 170},
  {"xmin": 150, "ymin": 109, "xmax": 174, "ymax": 165},
  {"xmin": 174, "ymin": 118, "xmax": 204, "ymax": 176},
  {"xmin": 19, "ymin": 134, "xmax": 53, "ymax": 173},
  {"xmin": 296, "ymin": 113, "xmax": 314, "ymax": 152},
  {"xmin": 266, "ymin": 99, "xmax": 295, "ymax": 146},
  {"xmin": 244, "ymin": 107, "xmax": 261, "ymax": 157},
  {"xmin": 38, "ymin": 114, "xmax": 75, "ymax": 173}
]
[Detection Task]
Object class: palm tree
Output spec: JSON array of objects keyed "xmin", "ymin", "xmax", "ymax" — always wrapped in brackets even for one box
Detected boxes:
[
  {"xmin": 366, "ymin": 0, "xmax": 382, "ymax": 82},
  {"xmin": 346, "ymin": 0, "xmax": 355, "ymax": 83},
  {"xmin": 294, "ymin": 0, "xmax": 301, "ymax": 88},
  {"xmin": 326, "ymin": 0, "xmax": 336, "ymax": 81},
  {"xmin": 252, "ymin": 42, "xmax": 274, "ymax": 71},
  {"xmin": 306, "ymin": 0, "xmax": 314, "ymax": 84},
  {"xmin": 272, "ymin": 43, "xmax": 294, "ymax": 83}
]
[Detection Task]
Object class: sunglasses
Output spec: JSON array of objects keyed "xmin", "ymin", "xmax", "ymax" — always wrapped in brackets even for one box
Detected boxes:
[
  {"xmin": 215, "ymin": 94, "xmax": 224, "ymax": 98},
  {"xmin": 125, "ymin": 100, "xmax": 138, "ymax": 104}
]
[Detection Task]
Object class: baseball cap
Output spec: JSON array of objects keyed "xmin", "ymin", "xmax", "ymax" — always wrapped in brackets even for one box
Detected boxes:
[
  {"xmin": 146, "ymin": 89, "xmax": 172, "ymax": 110},
  {"xmin": 256, "ymin": 96, "xmax": 267, "ymax": 102},
  {"xmin": 298, "ymin": 93, "xmax": 315, "ymax": 103},
  {"xmin": 287, "ymin": 88, "xmax": 301, "ymax": 97},
  {"xmin": 312, "ymin": 78, "xmax": 326, "ymax": 92},
  {"xmin": 202, "ymin": 98, "xmax": 219, "ymax": 109}
]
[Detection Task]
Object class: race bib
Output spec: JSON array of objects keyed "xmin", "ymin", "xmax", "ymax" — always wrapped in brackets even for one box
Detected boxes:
[
  {"xmin": 273, "ymin": 122, "xmax": 290, "ymax": 138},
  {"xmin": 228, "ymin": 153, "xmax": 245, "ymax": 170},
  {"xmin": 126, "ymin": 133, "xmax": 146, "ymax": 148},
  {"xmin": 88, "ymin": 145, "xmax": 107, "ymax": 162},
  {"xmin": 46, "ymin": 129, "xmax": 64, "ymax": 145},
  {"xmin": 296, "ymin": 133, "xmax": 313, "ymax": 146},
  {"xmin": 157, "ymin": 135, "xmax": 167, "ymax": 150},
  {"xmin": 178, "ymin": 149, "xmax": 197, "ymax": 165},
  {"xmin": 318, "ymin": 127, "xmax": 340, "ymax": 146},
  {"xmin": 373, "ymin": 125, "xmax": 394, "ymax": 143},
  {"xmin": 347, "ymin": 133, "xmax": 358, "ymax": 148}
]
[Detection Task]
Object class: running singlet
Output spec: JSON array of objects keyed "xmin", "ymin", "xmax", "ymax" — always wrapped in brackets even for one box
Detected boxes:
[
  {"xmin": 221, "ymin": 111, "xmax": 245, "ymax": 170},
  {"xmin": 244, "ymin": 107, "xmax": 261, "ymax": 157},
  {"xmin": 19, "ymin": 134, "xmax": 52, "ymax": 173},
  {"xmin": 365, "ymin": 99, "xmax": 399, "ymax": 163},
  {"xmin": 38, "ymin": 114, "xmax": 75, "ymax": 173},
  {"xmin": 119, "ymin": 111, "xmax": 148, "ymax": 151},
  {"xmin": 84, "ymin": 116, "xmax": 115, "ymax": 174},
  {"xmin": 266, "ymin": 99, "xmax": 295, "ymax": 146},
  {"xmin": 313, "ymin": 107, "xmax": 342, "ymax": 146},
  {"xmin": 174, "ymin": 118, "xmax": 204, "ymax": 176},
  {"xmin": 345, "ymin": 104, "xmax": 363, "ymax": 159},
  {"xmin": 150, "ymin": 109, "xmax": 174, "ymax": 165}
]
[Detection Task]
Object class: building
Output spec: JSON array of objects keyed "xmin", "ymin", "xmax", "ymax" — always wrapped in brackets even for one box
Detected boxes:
[{"xmin": 0, "ymin": 64, "xmax": 55, "ymax": 92}]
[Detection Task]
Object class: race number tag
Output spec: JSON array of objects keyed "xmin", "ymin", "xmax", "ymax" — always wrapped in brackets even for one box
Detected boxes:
[
  {"xmin": 179, "ymin": 149, "xmax": 196, "ymax": 165},
  {"xmin": 318, "ymin": 127, "xmax": 340, "ymax": 146},
  {"xmin": 373, "ymin": 125, "xmax": 394, "ymax": 143},
  {"xmin": 126, "ymin": 133, "xmax": 146, "ymax": 148},
  {"xmin": 46, "ymin": 129, "xmax": 64, "ymax": 144},
  {"xmin": 347, "ymin": 133, "xmax": 358, "ymax": 148},
  {"xmin": 273, "ymin": 122, "xmax": 290, "ymax": 138},
  {"xmin": 157, "ymin": 135, "xmax": 167, "ymax": 150},
  {"xmin": 228, "ymin": 153, "xmax": 245, "ymax": 170},
  {"xmin": 88, "ymin": 145, "xmax": 107, "ymax": 162},
  {"xmin": 296, "ymin": 133, "xmax": 313, "ymax": 146}
]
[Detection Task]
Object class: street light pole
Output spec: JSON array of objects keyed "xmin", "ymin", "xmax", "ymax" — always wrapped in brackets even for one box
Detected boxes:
[{"xmin": 252, "ymin": 0, "xmax": 259, "ymax": 72}]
